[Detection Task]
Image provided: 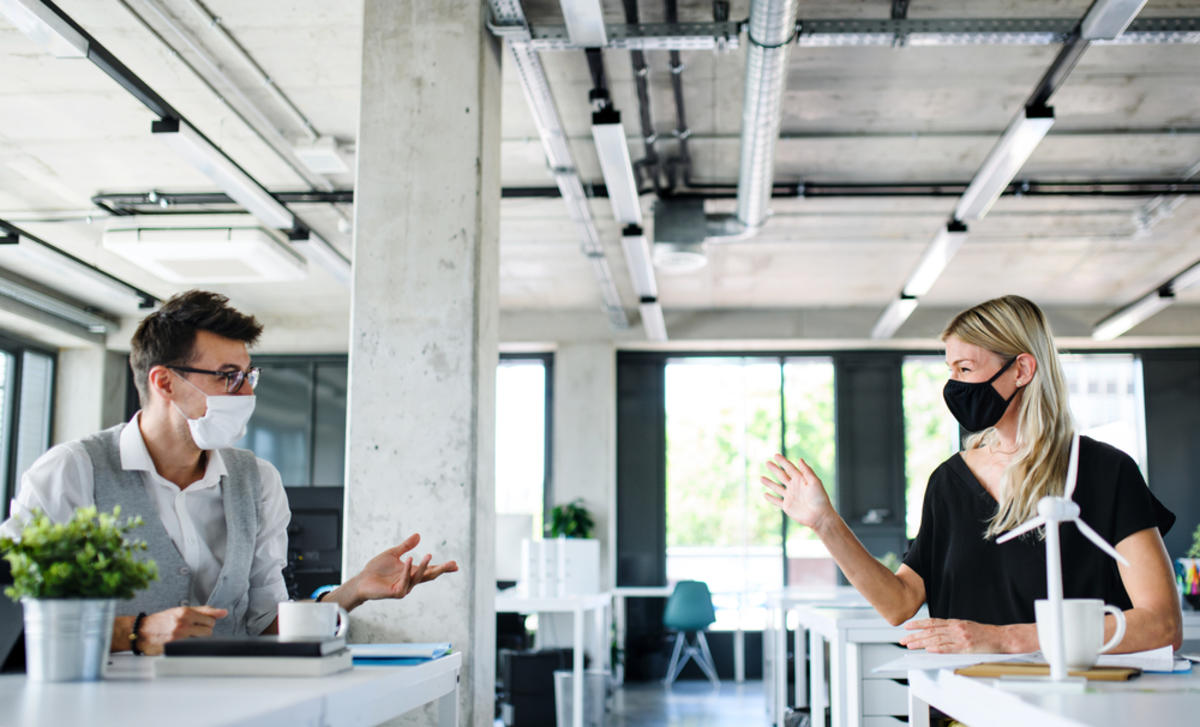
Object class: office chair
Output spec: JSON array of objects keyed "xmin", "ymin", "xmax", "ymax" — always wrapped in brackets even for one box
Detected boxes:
[{"xmin": 662, "ymin": 580, "xmax": 720, "ymax": 687}]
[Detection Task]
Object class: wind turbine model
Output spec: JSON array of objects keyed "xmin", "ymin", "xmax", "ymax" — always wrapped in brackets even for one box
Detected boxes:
[{"xmin": 996, "ymin": 433, "xmax": 1130, "ymax": 681}]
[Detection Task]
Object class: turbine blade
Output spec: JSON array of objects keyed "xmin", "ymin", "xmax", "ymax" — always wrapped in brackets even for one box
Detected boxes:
[
  {"xmin": 996, "ymin": 516, "xmax": 1045, "ymax": 544},
  {"xmin": 1073, "ymin": 519, "xmax": 1131, "ymax": 567}
]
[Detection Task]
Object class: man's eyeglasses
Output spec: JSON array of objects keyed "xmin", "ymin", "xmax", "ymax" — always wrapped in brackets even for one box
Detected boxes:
[{"xmin": 168, "ymin": 366, "xmax": 261, "ymax": 394}]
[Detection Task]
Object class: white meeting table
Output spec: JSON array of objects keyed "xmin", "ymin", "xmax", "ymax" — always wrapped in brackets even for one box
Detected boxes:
[
  {"xmin": 0, "ymin": 651, "xmax": 462, "ymax": 727},
  {"xmin": 495, "ymin": 590, "xmax": 611, "ymax": 727},
  {"xmin": 909, "ymin": 664, "xmax": 1200, "ymax": 727}
]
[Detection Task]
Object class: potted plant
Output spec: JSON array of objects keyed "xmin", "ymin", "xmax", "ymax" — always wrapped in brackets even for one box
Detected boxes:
[
  {"xmin": 1176, "ymin": 523, "xmax": 1200, "ymax": 610},
  {"xmin": 1, "ymin": 506, "xmax": 157, "ymax": 682},
  {"xmin": 546, "ymin": 498, "xmax": 595, "ymax": 539}
]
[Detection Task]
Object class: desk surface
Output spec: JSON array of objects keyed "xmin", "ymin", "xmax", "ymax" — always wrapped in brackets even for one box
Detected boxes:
[
  {"xmin": 0, "ymin": 652, "xmax": 462, "ymax": 727},
  {"xmin": 909, "ymin": 664, "xmax": 1200, "ymax": 727}
]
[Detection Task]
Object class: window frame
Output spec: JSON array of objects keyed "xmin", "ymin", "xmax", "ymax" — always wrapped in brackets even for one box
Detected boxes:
[{"xmin": 0, "ymin": 331, "xmax": 58, "ymax": 509}]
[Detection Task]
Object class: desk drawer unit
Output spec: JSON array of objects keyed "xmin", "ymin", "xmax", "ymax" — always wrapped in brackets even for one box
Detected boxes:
[{"xmin": 860, "ymin": 643, "xmax": 909, "ymax": 718}]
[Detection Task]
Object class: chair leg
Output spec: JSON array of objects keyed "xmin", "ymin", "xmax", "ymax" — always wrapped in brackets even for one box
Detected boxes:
[
  {"xmin": 694, "ymin": 631, "xmax": 721, "ymax": 687},
  {"xmin": 663, "ymin": 632, "xmax": 686, "ymax": 685}
]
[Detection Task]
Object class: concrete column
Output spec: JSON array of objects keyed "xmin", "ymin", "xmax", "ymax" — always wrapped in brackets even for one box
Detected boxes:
[
  {"xmin": 552, "ymin": 343, "xmax": 617, "ymax": 590},
  {"xmin": 53, "ymin": 347, "xmax": 128, "ymax": 444},
  {"xmin": 345, "ymin": 2, "xmax": 500, "ymax": 726}
]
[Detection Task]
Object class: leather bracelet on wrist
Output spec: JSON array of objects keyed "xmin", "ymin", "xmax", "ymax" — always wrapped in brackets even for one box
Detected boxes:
[{"xmin": 130, "ymin": 612, "xmax": 148, "ymax": 656}]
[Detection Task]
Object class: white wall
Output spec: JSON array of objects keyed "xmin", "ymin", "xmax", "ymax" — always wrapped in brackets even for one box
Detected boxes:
[{"xmin": 53, "ymin": 347, "xmax": 128, "ymax": 445}]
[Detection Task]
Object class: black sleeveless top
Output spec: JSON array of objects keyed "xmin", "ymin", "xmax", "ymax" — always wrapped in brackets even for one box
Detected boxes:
[{"xmin": 902, "ymin": 436, "xmax": 1174, "ymax": 624}]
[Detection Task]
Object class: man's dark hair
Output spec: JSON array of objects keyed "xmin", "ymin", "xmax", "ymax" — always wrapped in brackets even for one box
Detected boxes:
[{"xmin": 129, "ymin": 290, "xmax": 263, "ymax": 405}]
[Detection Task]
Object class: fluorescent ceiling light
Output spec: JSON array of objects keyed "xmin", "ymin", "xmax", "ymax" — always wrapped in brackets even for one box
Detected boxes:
[
  {"xmin": 954, "ymin": 106, "xmax": 1055, "ymax": 222},
  {"xmin": 620, "ymin": 225, "xmax": 657, "ymax": 299},
  {"xmin": 0, "ymin": 234, "xmax": 148, "ymax": 312},
  {"xmin": 103, "ymin": 220, "xmax": 307, "ymax": 284},
  {"xmin": 291, "ymin": 230, "xmax": 351, "ymax": 287},
  {"xmin": 591, "ymin": 110, "xmax": 642, "ymax": 226},
  {"xmin": 1170, "ymin": 258, "xmax": 1200, "ymax": 292},
  {"xmin": 871, "ymin": 296, "xmax": 919, "ymax": 339},
  {"xmin": 1092, "ymin": 289, "xmax": 1173, "ymax": 340},
  {"xmin": 292, "ymin": 136, "xmax": 351, "ymax": 176},
  {"xmin": 639, "ymin": 299, "xmax": 667, "ymax": 342},
  {"xmin": 0, "ymin": 0, "xmax": 88, "ymax": 58},
  {"xmin": 903, "ymin": 220, "xmax": 969, "ymax": 297},
  {"xmin": 152, "ymin": 118, "xmax": 294, "ymax": 230},
  {"xmin": 1080, "ymin": 0, "xmax": 1148, "ymax": 40},
  {"xmin": 0, "ymin": 272, "xmax": 114, "ymax": 333},
  {"xmin": 559, "ymin": 0, "xmax": 607, "ymax": 47}
]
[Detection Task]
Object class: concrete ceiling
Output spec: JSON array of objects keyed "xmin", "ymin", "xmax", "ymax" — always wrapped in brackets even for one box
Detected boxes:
[{"xmin": 2, "ymin": 0, "xmax": 1199, "ymax": 351}]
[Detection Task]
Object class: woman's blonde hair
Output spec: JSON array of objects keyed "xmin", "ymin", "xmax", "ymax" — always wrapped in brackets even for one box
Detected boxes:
[{"xmin": 941, "ymin": 295, "xmax": 1074, "ymax": 538}]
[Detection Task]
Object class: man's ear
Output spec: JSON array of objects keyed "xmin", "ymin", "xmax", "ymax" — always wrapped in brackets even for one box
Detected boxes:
[{"xmin": 147, "ymin": 365, "xmax": 174, "ymax": 401}]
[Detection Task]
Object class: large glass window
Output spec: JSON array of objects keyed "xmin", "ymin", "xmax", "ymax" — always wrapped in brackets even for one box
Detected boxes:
[
  {"xmin": 495, "ymin": 355, "xmax": 550, "ymax": 582},
  {"xmin": 903, "ymin": 353, "xmax": 1148, "ymax": 537},
  {"xmin": 0, "ymin": 341, "xmax": 55, "ymax": 508},
  {"xmin": 664, "ymin": 356, "xmax": 836, "ymax": 630}
]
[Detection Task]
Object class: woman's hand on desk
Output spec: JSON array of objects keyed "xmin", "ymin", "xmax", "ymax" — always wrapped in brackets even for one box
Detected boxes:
[
  {"xmin": 340, "ymin": 533, "xmax": 459, "ymax": 609},
  {"xmin": 761, "ymin": 454, "xmax": 837, "ymax": 532},
  {"xmin": 900, "ymin": 618, "xmax": 1037, "ymax": 654}
]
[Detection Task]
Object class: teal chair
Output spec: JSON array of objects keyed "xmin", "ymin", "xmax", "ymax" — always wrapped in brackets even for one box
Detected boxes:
[{"xmin": 662, "ymin": 580, "xmax": 720, "ymax": 687}]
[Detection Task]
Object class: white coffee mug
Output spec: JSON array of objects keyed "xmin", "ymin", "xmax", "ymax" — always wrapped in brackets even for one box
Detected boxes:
[
  {"xmin": 1034, "ymin": 598, "xmax": 1126, "ymax": 669},
  {"xmin": 277, "ymin": 600, "xmax": 349, "ymax": 640}
]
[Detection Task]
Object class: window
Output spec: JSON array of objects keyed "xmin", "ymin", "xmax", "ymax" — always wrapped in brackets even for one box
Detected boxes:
[
  {"xmin": 0, "ymin": 340, "xmax": 55, "ymax": 508},
  {"xmin": 664, "ymin": 356, "xmax": 836, "ymax": 630},
  {"xmin": 235, "ymin": 357, "xmax": 347, "ymax": 486},
  {"xmin": 495, "ymin": 355, "xmax": 550, "ymax": 582},
  {"xmin": 902, "ymin": 353, "xmax": 1148, "ymax": 537}
]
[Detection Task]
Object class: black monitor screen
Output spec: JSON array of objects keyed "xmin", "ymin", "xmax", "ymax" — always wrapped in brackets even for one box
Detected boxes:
[{"xmin": 284, "ymin": 487, "xmax": 344, "ymax": 600}]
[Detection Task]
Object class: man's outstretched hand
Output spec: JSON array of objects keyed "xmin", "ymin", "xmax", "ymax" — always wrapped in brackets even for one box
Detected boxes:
[{"xmin": 344, "ymin": 533, "xmax": 459, "ymax": 607}]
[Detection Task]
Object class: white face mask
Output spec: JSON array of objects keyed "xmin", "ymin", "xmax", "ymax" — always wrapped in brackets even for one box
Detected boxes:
[{"xmin": 172, "ymin": 374, "xmax": 256, "ymax": 450}]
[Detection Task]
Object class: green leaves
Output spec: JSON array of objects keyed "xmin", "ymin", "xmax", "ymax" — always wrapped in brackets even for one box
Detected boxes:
[
  {"xmin": 547, "ymin": 499, "xmax": 595, "ymax": 539},
  {"xmin": 0, "ymin": 506, "xmax": 158, "ymax": 601},
  {"xmin": 1188, "ymin": 523, "xmax": 1200, "ymax": 559}
]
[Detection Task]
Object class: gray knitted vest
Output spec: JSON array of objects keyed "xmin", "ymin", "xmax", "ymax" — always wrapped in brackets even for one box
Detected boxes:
[{"xmin": 83, "ymin": 424, "xmax": 261, "ymax": 636}]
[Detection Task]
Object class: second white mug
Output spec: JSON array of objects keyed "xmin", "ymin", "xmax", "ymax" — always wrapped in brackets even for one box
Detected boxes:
[
  {"xmin": 1034, "ymin": 598, "xmax": 1125, "ymax": 669},
  {"xmin": 277, "ymin": 600, "xmax": 349, "ymax": 640}
]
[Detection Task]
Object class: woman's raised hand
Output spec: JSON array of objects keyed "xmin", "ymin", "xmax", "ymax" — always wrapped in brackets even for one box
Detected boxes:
[{"xmin": 761, "ymin": 454, "xmax": 836, "ymax": 531}]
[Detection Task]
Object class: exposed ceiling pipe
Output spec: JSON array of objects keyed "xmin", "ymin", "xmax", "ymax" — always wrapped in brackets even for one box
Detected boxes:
[{"xmin": 734, "ymin": 0, "xmax": 799, "ymax": 232}]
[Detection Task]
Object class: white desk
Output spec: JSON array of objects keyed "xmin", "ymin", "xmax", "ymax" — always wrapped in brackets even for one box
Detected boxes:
[
  {"xmin": 791, "ymin": 603, "xmax": 925, "ymax": 727},
  {"xmin": 0, "ymin": 652, "xmax": 462, "ymax": 727},
  {"xmin": 909, "ymin": 665, "xmax": 1200, "ymax": 727},
  {"xmin": 495, "ymin": 590, "xmax": 611, "ymax": 727},
  {"xmin": 763, "ymin": 586, "xmax": 866, "ymax": 726}
]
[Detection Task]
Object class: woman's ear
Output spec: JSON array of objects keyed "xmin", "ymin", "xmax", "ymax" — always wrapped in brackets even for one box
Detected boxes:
[{"xmin": 1016, "ymin": 352, "xmax": 1038, "ymax": 386}]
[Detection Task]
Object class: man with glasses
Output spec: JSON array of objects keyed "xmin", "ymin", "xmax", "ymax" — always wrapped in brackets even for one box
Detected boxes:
[{"xmin": 0, "ymin": 290, "xmax": 457, "ymax": 654}]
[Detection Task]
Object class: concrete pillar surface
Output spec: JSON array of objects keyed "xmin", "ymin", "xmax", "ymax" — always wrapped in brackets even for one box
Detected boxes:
[{"xmin": 346, "ymin": 2, "xmax": 501, "ymax": 725}]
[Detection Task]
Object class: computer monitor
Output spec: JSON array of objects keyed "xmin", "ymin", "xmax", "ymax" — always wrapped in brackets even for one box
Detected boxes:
[{"xmin": 283, "ymin": 487, "xmax": 344, "ymax": 600}]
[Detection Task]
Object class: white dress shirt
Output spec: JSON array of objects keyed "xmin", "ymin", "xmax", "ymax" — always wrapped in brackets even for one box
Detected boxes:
[{"xmin": 1, "ymin": 413, "xmax": 290, "ymax": 635}]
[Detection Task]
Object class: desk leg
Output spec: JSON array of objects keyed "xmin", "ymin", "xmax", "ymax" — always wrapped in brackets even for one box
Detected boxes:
[
  {"xmin": 437, "ymin": 684, "xmax": 458, "ymax": 727},
  {"xmin": 573, "ymin": 607, "xmax": 584, "ymax": 727},
  {"xmin": 844, "ymin": 642, "xmax": 862, "ymax": 727},
  {"xmin": 734, "ymin": 627, "xmax": 745, "ymax": 684},
  {"xmin": 829, "ymin": 635, "xmax": 845, "ymax": 727},
  {"xmin": 908, "ymin": 687, "xmax": 931, "ymax": 727},
  {"xmin": 793, "ymin": 623, "xmax": 807, "ymax": 709},
  {"xmin": 809, "ymin": 632, "xmax": 827, "ymax": 726},
  {"xmin": 774, "ymin": 605, "xmax": 787, "ymax": 726}
]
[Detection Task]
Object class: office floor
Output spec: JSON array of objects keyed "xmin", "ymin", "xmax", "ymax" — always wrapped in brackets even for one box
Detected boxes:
[{"xmin": 607, "ymin": 679, "xmax": 767, "ymax": 727}]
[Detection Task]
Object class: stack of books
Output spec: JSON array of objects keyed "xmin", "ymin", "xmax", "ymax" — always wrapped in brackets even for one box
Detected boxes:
[{"xmin": 156, "ymin": 636, "xmax": 352, "ymax": 677}]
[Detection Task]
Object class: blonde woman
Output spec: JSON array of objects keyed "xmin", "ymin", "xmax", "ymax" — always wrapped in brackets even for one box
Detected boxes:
[{"xmin": 762, "ymin": 296, "xmax": 1181, "ymax": 653}]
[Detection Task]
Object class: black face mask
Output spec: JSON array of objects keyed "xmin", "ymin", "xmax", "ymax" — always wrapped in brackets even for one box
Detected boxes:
[{"xmin": 943, "ymin": 356, "xmax": 1021, "ymax": 432}]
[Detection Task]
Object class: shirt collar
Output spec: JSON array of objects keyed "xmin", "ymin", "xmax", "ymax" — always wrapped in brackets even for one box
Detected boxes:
[{"xmin": 120, "ymin": 411, "xmax": 228, "ymax": 486}]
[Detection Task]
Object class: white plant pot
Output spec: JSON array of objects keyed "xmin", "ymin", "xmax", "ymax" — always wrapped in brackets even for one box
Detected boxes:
[{"xmin": 21, "ymin": 598, "xmax": 116, "ymax": 682}]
